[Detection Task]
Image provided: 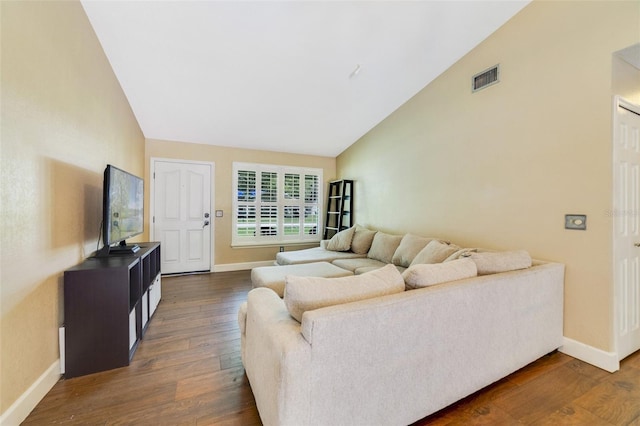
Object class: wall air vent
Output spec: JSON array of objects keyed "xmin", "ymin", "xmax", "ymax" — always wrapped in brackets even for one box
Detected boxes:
[{"xmin": 472, "ymin": 64, "xmax": 499, "ymax": 92}]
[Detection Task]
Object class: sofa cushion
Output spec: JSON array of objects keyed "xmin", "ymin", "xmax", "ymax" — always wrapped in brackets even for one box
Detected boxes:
[
  {"xmin": 332, "ymin": 257, "xmax": 386, "ymax": 272},
  {"xmin": 469, "ymin": 250, "xmax": 532, "ymax": 275},
  {"xmin": 355, "ymin": 265, "xmax": 406, "ymax": 275},
  {"xmin": 326, "ymin": 226, "xmax": 355, "ymax": 251},
  {"xmin": 276, "ymin": 246, "xmax": 365, "ymax": 265},
  {"xmin": 410, "ymin": 240, "xmax": 459, "ymax": 266},
  {"xmin": 252, "ymin": 262, "xmax": 353, "ymax": 297},
  {"xmin": 284, "ymin": 264, "xmax": 405, "ymax": 322},
  {"xmin": 391, "ymin": 234, "xmax": 435, "ymax": 267},
  {"xmin": 403, "ymin": 258, "xmax": 477, "ymax": 289},
  {"xmin": 350, "ymin": 225, "xmax": 377, "ymax": 254},
  {"xmin": 367, "ymin": 232, "xmax": 403, "ymax": 263}
]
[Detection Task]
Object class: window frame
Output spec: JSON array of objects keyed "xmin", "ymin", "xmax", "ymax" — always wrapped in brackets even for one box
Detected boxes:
[{"xmin": 232, "ymin": 162, "xmax": 323, "ymax": 247}]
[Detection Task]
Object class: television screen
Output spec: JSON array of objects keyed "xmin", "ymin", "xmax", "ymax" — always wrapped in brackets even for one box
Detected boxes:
[{"xmin": 103, "ymin": 165, "xmax": 144, "ymax": 249}]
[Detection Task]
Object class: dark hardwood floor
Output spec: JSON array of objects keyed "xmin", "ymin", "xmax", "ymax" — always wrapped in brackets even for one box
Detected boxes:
[{"xmin": 24, "ymin": 271, "xmax": 640, "ymax": 425}]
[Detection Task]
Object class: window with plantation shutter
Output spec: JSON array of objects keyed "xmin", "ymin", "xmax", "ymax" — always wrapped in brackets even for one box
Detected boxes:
[
  {"xmin": 232, "ymin": 163, "xmax": 323, "ymax": 246},
  {"xmin": 304, "ymin": 175, "xmax": 320, "ymax": 235}
]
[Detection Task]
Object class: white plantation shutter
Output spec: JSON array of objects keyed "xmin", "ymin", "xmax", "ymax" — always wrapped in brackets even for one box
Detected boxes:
[
  {"xmin": 260, "ymin": 206, "xmax": 278, "ymax": 235},
  {"xmin": 232, "ymin": 163, "xmax": 323, "ymax": 246},
  {"xmin": 260, "ymin": 172, "xmax": 278, "ymax": 236},
  {"xmin": 305, "ymin": 174, "xmax": 319, "ymax": 203},
  {"xmin": 261, "ymin": 172, "xmax": 277, "ymax": 202},
  {"xmin": 284, "ymin": 173, "xmax": 300, "ymax": 199},
  {"xmin": 304, "ymin": 175, "xmax": 320, "ymax": 235},
  {"xmin": 284, "ymin": 173, "xmax": 301, "ymax": 235},
  {"xmin": 236, "ymin": 170, "xmax": 256, "ymax": 236},
  {"xmin": 284, "ymin": 206, "xmax": 300, "ymax": 235}
]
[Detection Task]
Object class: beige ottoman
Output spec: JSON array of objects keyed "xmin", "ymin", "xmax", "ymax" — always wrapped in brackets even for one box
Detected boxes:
[{"xmin": 251, "ymin": 262, "xmax": 353, "ymax": 297}]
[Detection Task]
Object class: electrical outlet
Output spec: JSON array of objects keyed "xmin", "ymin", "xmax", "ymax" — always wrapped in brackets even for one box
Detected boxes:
[
  {"xmin": 565, "ymin": 214, "xmax": 586, "ymax": 230},
  {"xmin": 279, "ymin": 246, "xmax": 284, "ymax": 252}
]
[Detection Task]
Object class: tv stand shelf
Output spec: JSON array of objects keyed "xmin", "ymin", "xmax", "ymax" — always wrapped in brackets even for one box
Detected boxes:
[{"xmin": 63, "ymin": 242, "xmax": 161, "ymax": 378}]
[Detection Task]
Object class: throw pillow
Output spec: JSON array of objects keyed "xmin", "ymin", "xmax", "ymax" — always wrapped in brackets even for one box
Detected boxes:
[
  {"xmin": 367, "ymin": 232, "xmax": 403, "ymax": 263},
  {"xmin": 391, "ymin": 234, "xmax": 435, "ymax": 267},
  {"xmin": 326, "ymin": 226, "xmax": 355, "ymax": 252},
  {"xmin": 284, "ymin": 264, "xmax": 405, "ymax": 322},
  {"xmin": 403, "ymin": 258, "xmax": 478, "ymax": 289},
  {"xmin": 410, "ymin": 240, "xmax": 460, "ymax": 266},
  {"xmin": 350, "ymin": 225, "xmax": 377, "ymax": 254},
  {"xmin": 469, "ymin": 250, "xmax": 532, "ymax": 275}
]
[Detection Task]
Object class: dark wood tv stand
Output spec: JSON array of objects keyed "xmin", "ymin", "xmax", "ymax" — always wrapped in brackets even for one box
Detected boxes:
[{"xmin": 63, "ymin": 242, "xmax": 161, "ymax": 378}]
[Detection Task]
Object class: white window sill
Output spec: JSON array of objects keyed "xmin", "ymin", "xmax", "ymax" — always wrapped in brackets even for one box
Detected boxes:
[{"xmin": 231, "ymin": 240, "xmax": 321, "ymax": 249}]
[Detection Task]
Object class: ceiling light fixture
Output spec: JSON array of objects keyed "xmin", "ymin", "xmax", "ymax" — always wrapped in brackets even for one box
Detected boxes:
[{"xmin": 349, "ymin": 64, "xmax": 362, "ymax": 79}]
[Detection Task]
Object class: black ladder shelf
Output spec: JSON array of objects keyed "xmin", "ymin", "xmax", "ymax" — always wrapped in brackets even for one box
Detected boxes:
[{"xmin": 323, "ymin": 179, "xmax": 354, "ymax": 239}]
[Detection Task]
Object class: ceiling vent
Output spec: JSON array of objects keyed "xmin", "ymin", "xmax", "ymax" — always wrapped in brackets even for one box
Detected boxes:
[{"xmin": 472, "ymin": 65, "xmax": 499, "ymax": 92}]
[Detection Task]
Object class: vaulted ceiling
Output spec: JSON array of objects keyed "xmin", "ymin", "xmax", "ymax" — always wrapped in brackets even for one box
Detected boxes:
[{"xmin": 82, "ymin": 1, "xmax": 530, "ymax": 157}]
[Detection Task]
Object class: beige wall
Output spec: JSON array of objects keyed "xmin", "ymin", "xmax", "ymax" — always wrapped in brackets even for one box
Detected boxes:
[
  {"xmin": 145, "ymin": 139, "xmax": 336, "ymax": 266},
  {"xmin": 1, "ymin": 1, "xmax": 145, "ymax": 414},
  {"xmin": 337, "ymin": 1, "xmax": 640, "ymax": 353}
]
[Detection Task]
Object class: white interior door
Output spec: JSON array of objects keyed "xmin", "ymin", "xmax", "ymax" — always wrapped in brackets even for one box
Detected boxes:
[
  {"xmin": 613, "ymin": 97, "xmax": 640, "ymax": 361},
  {"xmin": 152, "ymin": 160, "xmax": 213, "ymax": 274}
]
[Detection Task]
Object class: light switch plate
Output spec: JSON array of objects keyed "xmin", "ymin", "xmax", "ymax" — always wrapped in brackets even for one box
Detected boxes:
[
  {"xmin": 215, "ymin": 210, "xmax": 223, "ymax": 218},
  {"xmin": 565, "ymin": 214, "xmax": 586, "ymax": 230}
]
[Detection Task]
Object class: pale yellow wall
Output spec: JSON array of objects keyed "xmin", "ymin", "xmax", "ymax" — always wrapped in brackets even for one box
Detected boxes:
[
  {"xmin": 145, "ymin": 139, "xmax": 336, "ymax": 265},
  {"xmin": 1, "ymin": 1, "xmax": 145, "ymax": 414},
  {"xmin": 337, "ymin": 1, "xmax": 640, "ymax": 353}
]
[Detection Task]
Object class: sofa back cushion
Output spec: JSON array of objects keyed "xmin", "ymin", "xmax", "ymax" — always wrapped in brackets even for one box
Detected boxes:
[
  {"xmin": 325, "ymin": 226, "xmax": 355, "ymax": 251},
  {"xmin": 350, "ymin": 225, "xmax": 377, "ymax": 254},
  {"xmin": 403, "ymin": 258, "xmax": 477, "ymax": 289},
  {"xmin": 391, "ymin": 234, "xmax": 436, "ymax": 267},
  {"xmin": 367, "ymin": 232, "xmax": 403, "ymax": 263},
  {"xmin": 469, "ymin": 250, "xmax": 532, "ymax": 275},
  {"xmin": 410, "ymin": 240, "xmax": 460, "ymax": 265},
  {"xmin": 284, "ymin": 264, "xmax": 404, "ymax": 322}
]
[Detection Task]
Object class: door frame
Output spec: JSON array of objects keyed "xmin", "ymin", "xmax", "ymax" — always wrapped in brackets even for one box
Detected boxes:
[
  {"xmin": 149, "ymin": 157, "xmax": 216, "ymax": 273},
  {"xmin": 612, "ymin": 96, "xmax": 640, "ymax": 365}
]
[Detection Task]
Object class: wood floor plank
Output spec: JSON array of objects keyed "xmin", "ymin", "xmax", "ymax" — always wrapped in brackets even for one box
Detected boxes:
[
  {"xmin": 23, "ymin": 270, "xmax": 640, "ymax": 425},
  {"xmin": 531, "ymin": 404, "xmax": 615, "ymax": 426},
  {"xmin": 564, "ymin": 355, "xmax": 613, "ymax": 382},
  {"xmin": 175, "ymin": 366, "xmax": 247, "ymax": 401},
  {"xmin": 626, "ymin": 350, "xmax": 640, "ymax": 370},
  {"xmin": 220, "ymin": 352, "xmax": 244, "ymax": 370},
  {"xmin": 503, "ymin": 351, "xmax": 573, "ymax": 386},
  {"xmin": 136, "ymin": 346, "xmax": 222, "ymax": 371},
  {"xmin": 492, "ymin": 363, "xmax": 600, "ymax": 424},
  {"xmin": 197, "ymin": 408, "xmax": 262, "ymax": 426},
  {"xmin": 574, "ymin": 365, "xmax": 640, "ymax": 425}
]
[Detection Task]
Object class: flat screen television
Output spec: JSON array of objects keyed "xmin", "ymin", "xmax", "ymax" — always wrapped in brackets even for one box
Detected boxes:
[{"xmin": 98, "ymin": 164, "xmax": 144, "ymax": 256}]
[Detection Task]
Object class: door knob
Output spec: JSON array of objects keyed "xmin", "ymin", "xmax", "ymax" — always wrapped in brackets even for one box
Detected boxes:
[{"xmin": 203, "ymin": 220, "xmax": 210, "ymax": 228}]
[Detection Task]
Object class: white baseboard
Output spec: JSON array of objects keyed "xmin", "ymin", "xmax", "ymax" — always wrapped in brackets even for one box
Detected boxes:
[
  {"xmin": 0, "ymin": 359, "xmax": 61, "ymax": 426},
  {"xmin": 213, "ymin": 260, "xmax": 275, "ymax": 272},
  {"xmin": 559, "ymin": 337, "xmax": 619, "ymax": 373}
]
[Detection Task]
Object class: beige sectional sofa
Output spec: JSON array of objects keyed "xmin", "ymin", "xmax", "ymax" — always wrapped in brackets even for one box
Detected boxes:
[{"xmin": 239, "ymin": 226, "xmax": 565, "ymax": 426}]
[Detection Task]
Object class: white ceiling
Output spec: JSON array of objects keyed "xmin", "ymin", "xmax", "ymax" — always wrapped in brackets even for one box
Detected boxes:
[{"xmin": 82, "ymin": 1, "xmax": 530, "ymax": 157}]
